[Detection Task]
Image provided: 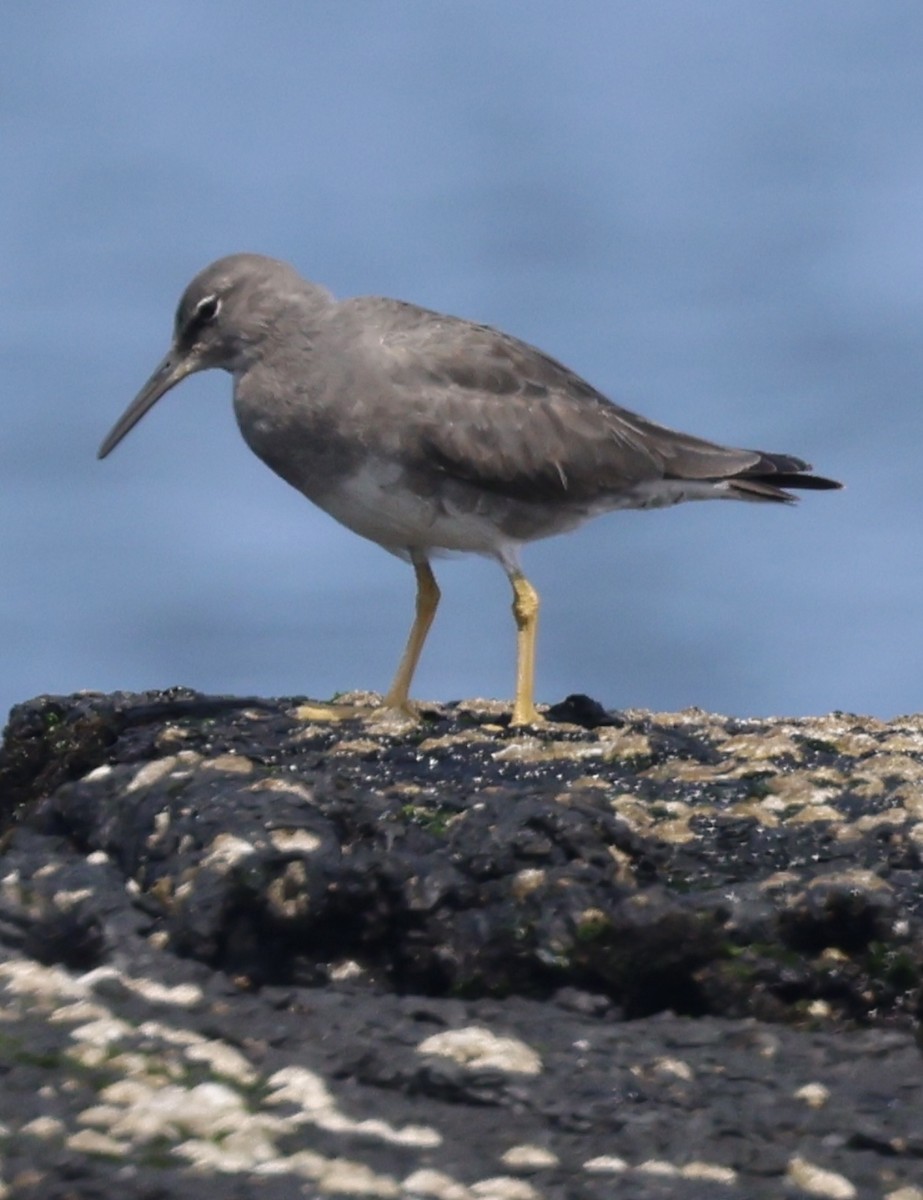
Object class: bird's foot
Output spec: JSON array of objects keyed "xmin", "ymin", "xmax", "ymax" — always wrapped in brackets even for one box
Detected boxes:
[
  {"xmin": 292, "ymin": 700, "xmax": 366, "ymax": 723},
  {"xmin": 292, "ymin": 691, "xmax": 423, "ymax": 729},
  {"xmin": 293, "ymin": 692, "xmax": 547, "ymax": 732},
  {"xmin": 508, "ymin": 703, "xmax": 548, "ymax": 729}
]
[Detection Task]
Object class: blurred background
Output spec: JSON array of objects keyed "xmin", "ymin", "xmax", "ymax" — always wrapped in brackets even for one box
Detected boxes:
[{"xmin": 3, "ymin": 2, "xmax": 921, "ymax": 723}]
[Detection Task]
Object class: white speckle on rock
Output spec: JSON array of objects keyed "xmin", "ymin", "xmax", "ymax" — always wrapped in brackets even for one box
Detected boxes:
[
  {"xmin": 20, "ymin": 1115, "xmax": 65, "ymax": 1139},
  {"xmin": 795, "ymin": 1082, "xmax": 831, "ymax": 1109},
  {"xmin": 500, "ymin": 1143, "xmax": 559, "ymax": 1169},
  {"xmin": 266, "ymin": 860, "xmax": 311, "ymax": 918},
  {"xmin": 638, "ymin": 1156, "xmax": 681, "ymax": 1176},
  {"xmin": 329, "ymin": 959, "xmax": 365, "ymax": 981},
  {"xmin": 174, "ymin": 1136, "xmax": 260, "ymax": 1173},
  {"xmin": 107, "ymin": 1050, "xmax": 169, "ymax": 1078},
  {"xmin": 202, "ymin": 833, "xmax": 258, "ymax": 869},
  {"xmin": 89, "ymin": 1079, "xmax": 254, "ymax": 1142},
  {"xmin": 252, "ymin": 1148, "xmax": 327, "ymax": 1177},
  {"xmin": 77, "ymin": 1102, "xmax": 123, "ymax": 1128},
  {"xmin": 201, "ymin": 752, "xmax": 254, "ymax": 774},
  {"xmin": 637, "ymin": 1159, "xmax": 680, "ymax": 1176},
  {"xmin": 317, "ymin": 1158, "xmax": 401, "ymax": 1196},
  {"xmin": 651, "ymin": 1056, "xmax": 694, "ymax": 1081},
  {"xmin": 417, "ymin": 1027, "xmax": 542, "ymax": 1075},
  {"xmin": 264, "ymin": 1065, "xmax": 334, "ymax": 1116},
  {"xmin": 510, "ymin": 869, "xmax": 545, "ymax": 899},
  {"xmin": 491, "ymin": 738, "xmax": 543, "ymax": 761},
  {"xmin": 69, "ymin": 1016, "xmax": 134, "ymax": 1047},
  {"xmin": 66, "ymin": 1042, "xmax": 110, "ymax": 1068},
  {"xmin": 401, "ymin": 1167, "xmax": 473, "ymax": 1198},
  {"xmin": 173, "ymin": 1130, "xmax": 293, "ymax": 1175},
  {"xmin": 0, "ymin": 959, "xmax": 86, "ymax": 1004},
  {"xmin": 81, "ymin": 965, "xmax": 120, "ymax": 997},
  {"xmin": 51, "ymin": 887, "xmax": 93, "ymax": 908},
  {"xmin": 680, "ymin": 1161, "xmax": 737, "ymax": 1183},
  {"xmin": 126, "ymin": 757, "xmax": 182, "ymax": 793},
  {"xmin": 83, "ymin": 764, "xmax": 112, "ymax": 782},
  {"xmin": 0, "ymin": 871, "xmax": 21, "ymax": 902},
  {"xmin": 170, "ymin": 1125, "xmax": 403, "ymax": 1195},
  {"xmin": 269, "ymin": 828, "xmax": 323, "ymax": 853},
  {"xmin": 66, "ymin": 1128, "xmax": 127, "ymax": 1157},
  {"xmin": 78, "ymin": 967, "xmax": 171, "ymax": 1005},
  {"xmin": 49, "ymin": 999, "xmax": 111, "ymax": 1025},
  {"xmin": 266, "ymin": 1066, "xmax": 441, "ymax": 1146},
  {"xmin": 137, "ymin": 1020, "xmax": 203, "ymax": 1047},
  {"xmin": 123, "ymin": 976, "xmax": 203, "ymax": 1007},
  {"xmin": 350, "ymin": 1118, "xmax": 441, "ymax": 1148},
  {"xmin": 251, "ymin": 777, "xmax": 316, "ymax": 804},
  {"xmin": 470, "ymin": 1178, "xmax": 541, "ymax": 1199},
  {"xmin": 786, "ymin": 1157, "xmax": 857, "ymax": 1199},
  {"xmin": 321, "ymin": 1156, "xmax": 398, "ymax": 1195},
  {"xmin": 184, "ymin": 1040, "xmax": 258, "ymax": 1085},
  {"xmin": 209, "ymin": 1122, "xmax": 280, "ymax": 1166}
]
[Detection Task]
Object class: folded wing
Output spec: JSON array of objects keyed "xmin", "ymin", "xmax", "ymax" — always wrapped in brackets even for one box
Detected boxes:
[{"xmin": 372, "ymin": 304, "xmax": 840, "ymax": 505}]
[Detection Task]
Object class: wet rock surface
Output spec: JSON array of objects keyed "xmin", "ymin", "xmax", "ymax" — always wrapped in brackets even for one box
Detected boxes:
[{"xmin": 0, "ymin": 688, "xmax": 922, "ymax": 1198}]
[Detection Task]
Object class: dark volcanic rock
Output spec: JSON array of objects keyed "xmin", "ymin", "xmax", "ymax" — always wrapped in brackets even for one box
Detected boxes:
[{"xmin": 0, "ymin": 688, "xmax": 922, "ymax": 1198}]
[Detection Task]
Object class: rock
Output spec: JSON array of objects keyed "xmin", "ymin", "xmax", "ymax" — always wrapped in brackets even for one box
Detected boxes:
[{"xmin": 0, "ymin": 689, "xmax": 922, "ymax": 1198}]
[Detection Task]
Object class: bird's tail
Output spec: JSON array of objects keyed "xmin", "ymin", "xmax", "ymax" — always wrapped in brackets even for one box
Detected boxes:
[{"xmin": 728, "ymin": 454, "xmax": 843, "ymax": 503}]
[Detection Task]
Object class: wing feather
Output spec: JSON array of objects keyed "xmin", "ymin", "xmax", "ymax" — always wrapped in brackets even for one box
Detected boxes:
[{"xmin": 356, "ymin": 299, "xmax": 837, "ymax": 504}]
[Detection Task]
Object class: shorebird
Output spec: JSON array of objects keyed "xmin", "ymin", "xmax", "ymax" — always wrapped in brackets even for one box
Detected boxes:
[{"xmin": 99, "ymin": 254, "xmax": 841, "ymax": 725}]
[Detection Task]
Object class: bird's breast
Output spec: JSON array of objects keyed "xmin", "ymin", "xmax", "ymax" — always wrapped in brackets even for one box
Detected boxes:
[{"xmin": 233, "ymin": 381, "xmax": 369, "ymax": 503}]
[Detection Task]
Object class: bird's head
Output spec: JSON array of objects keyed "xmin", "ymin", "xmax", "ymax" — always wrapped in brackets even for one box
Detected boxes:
[{"xmin": 98, "ymin": 253, "xmax": 325, "ymax": 458}]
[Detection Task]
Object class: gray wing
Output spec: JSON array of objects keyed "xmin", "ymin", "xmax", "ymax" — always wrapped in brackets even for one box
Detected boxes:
[{"xmin": 368, "ymin": 300, "xmax": 814, "ymax": 504}]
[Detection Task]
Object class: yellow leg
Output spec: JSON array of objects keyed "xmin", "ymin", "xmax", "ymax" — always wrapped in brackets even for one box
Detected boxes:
[
  {"xmin": 509, "ymin": 570, "xmax": 544, "ymax": 727},
  {"xmin": 382, "ymin": 558, "xmax": 441, "ymax": 714}
]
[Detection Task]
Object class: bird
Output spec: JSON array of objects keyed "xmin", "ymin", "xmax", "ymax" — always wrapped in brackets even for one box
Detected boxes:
[{"xmin": 98, "ymin": 253, "xmax": 841, "ymax": 727}]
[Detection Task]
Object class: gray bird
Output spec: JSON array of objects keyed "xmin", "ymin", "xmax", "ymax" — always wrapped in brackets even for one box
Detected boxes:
[{"xmin": 99, "ymin": 253, "xmax": 841, "ymax": 726}]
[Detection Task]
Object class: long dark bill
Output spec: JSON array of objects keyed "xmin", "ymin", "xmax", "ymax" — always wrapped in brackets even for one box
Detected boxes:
[{"xmin": 97, "ymin": 348, "xmax": 200, "ymax": 459}]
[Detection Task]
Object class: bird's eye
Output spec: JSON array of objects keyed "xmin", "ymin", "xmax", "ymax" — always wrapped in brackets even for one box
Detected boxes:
[
  {"xmin": 178, "ymin": 294, "xmax": 222, "ymax": 345},
  {"xmin": 195, "ymin": 295, "xmax": 221, "ymax": 324}
]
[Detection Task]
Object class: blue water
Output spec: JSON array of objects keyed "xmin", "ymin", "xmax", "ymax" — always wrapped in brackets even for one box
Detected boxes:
[{"xmin": 4, "ymin": 2, "xmax": 923, "ymax": 723}]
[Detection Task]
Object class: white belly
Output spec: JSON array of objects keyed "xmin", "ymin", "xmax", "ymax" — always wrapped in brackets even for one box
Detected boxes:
[
  {"xmin": 316, "ymin": 461, "xmax": 518, "ymax": 558},
  {"xmin": 311, "ymin": 462, "xmax": 732, "ymax": 561}
]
